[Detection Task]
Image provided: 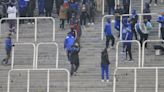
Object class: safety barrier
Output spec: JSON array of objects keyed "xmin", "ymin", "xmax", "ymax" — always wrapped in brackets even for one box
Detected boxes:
[{"xmin": 0, "ymin": 17, "xmax": 55, "ymax": 42}]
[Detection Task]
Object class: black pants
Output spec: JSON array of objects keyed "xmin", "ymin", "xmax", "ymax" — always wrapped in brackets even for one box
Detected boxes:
[
  {"xmin": 71, "ymin": 62, "xmax": 79, "ymax": 76},
  {"xmin": 140, "ymin": 34, "xmax": 148, "ymax": 48},
  {"xmin": 106, "ymin": 35, "xmax": 115, "ymax": 48},
  {"xmin": 150, "ymin": 0, "xmax": 157, "ymax": 4},
  {"xmin": 126, "ymin": 45, "xmax": 132, "ymax": 60},
  {"xmin": 123, "ymin": 5, "xmax": 130, "ymax": 14},
  {"xmin": 60, "ymin": 19, "xmax": 65, "ymax": 29},
  {"xmin": 132, "ymin": 27, "xmax": 138, "ymax": 40},
  {"xmin": 161, "ymin": 27, "xmax": 164, "ymax": 40},
  {"xmin": 45, "ymin": 9, "xmax": 52, "ymax": 17},
  {"xmin": 80, "ymin": 12, "xmax": 87, "ymax": 25}
]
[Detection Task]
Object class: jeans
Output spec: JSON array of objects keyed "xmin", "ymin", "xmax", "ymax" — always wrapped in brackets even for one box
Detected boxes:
[
  {"xmin": 161, "ymin": 27, "xmax": 164, "ymax": 40},
  {"xmin": 101, "ymin": 64, "xmax": 109, "ymax": 80}
]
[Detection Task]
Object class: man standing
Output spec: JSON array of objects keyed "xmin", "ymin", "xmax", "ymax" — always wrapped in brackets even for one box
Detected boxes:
[
  {"xmin": 106, "ymin": 0, "xmax": 115, "ymax": 15},
  {"xmin": 38, "ymin": 0, "xmax": 45, "ymax": 16},
  {"xmin": 122, "ymin": 0, "xmax": 130, "ymax": 14},
  {"xmin": 44, "ymin": 0, "xmax": 54, "ymax": 16},
  {"xmin": 157, "ymin": 10, "xmax": 164, "ymax": 40},
  {"xmin": 104, "ymin": 18, "xmax": 115, "ymax": 49},
  {"xmin": 2, "ymin": 33, "xmax": 14, "ymax": 65}
]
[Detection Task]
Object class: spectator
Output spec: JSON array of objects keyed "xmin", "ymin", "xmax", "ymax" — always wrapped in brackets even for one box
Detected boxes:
[
  {"xmin": 7, "ymin": 3, "xmax": 17, "ymax": 34},
  {"xmin": 80, "ymin": 3, "xmax": 87, "ymax": 26},
  {"xmin": 38, "ymin": 0, "xmax": 45, "ymax": 16},
  {"xmin": 88, "ymin": 0, "xmax": 96, "ymax": 25},
  {"xmin": 122, "ymin": 0, "xmax": 130, "ymax": 14},
  {"xmin": 56, "ymin": 0, "xmax": 64, "ymax": 15},
  {"xmin": 130, "ymin": 9, "xmax": 138, "ymax": 40},
  {"xmin": 106, "ymin": 0, "xmax": 115, "ymax": 15},
  {"xmin": 64, "ymin": 32, "xmax": 75, "ymax": 62},
  {"xmin": 104, "ymin": 18, "xmax": 115, "ymax": 49},
  {"xmin": 74, "ymin": 19, "xmax": 82, "ymax": 45},
  {"xmin": 135, "ymin": 18, "xmax": 152, "ymax": 48},
  {"xmin": 143, "ymin": 2, "xmax": 152, "ymax": 22},
  {"xmin": 44, "ymin": 0, "xmax": 54, "ymax": 16},
  {"xmin": 149, "ymin": 0, "xmax": 157, "ymax": 6},
  {"xmin": 1, "ymin": 33, "xmax": 14, "ymax": 65},
  {"xmin": 101, "ymin": 48, "xmax": 110, "ymax": 82},
  {"xmin": 27, "ymin": 0, "xmax": 36, "ymax": 24},
  {"xmin": 18, "ymin": 0, "xmax": 28, "ymax": 23},
  {"xmin": 114, "ymin": 5, "xmax": 123, "ymax": 38},
  {"xmin": 59, "ymin": 5, "xmax": 67, "ymax": 30},
  {"xmin": 70, "ymin": 43, "xmax": 80, "ymax": 76},
  {"xmin": 124, "ymin": 26, "xmax": 133, "ymax": 61},
  {"xmin": 157, "ymin": 10, "xmax": 164, "ymax": 40}
]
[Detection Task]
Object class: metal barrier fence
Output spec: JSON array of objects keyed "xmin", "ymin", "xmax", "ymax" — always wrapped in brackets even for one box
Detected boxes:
[
  {"xmin": 113, "ymin": 67, "xmax": 162, "ymax": 92},
  {"xmin": 7, "ymin": 68, "xmax": 70, "ymax": 92},
  {"xmin": 0, "ymin": 17, "xmax": 55, "ymax": 42},
  {"xmin": 115, "ymin": 40, "xmax": 141, "ymax": 68}
]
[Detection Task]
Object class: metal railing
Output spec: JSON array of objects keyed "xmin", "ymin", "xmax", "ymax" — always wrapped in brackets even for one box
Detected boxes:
[
  {"xmin": 7, "ymin": 68, "xmax": 70, "ymax": 92},
  {"xmin": 0, "ymin": 17, "xmax": 56, "ymax": 42}
]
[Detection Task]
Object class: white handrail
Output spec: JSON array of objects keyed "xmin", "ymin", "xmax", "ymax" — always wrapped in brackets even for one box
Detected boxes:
[
  {"xmin": 7, "ymin": 68, "xmax": 70, "ymax": 92},
  {"xmin": 113, "ymin": 67, "xmax": 161, "ymax": 92},
  {"xmin": 11, "ymin": 43, "xmax": 35, "ymax": 69},
  {"xmin": 142, "ymin": 40, "xmax": 164, "ymax": 67},
  {"xmin": 0, "ymin": 17, "xmax": 56, "ymax": 42},
  {"xmin": 116, "ymin": 40, "xmax": 141, "ymax": 68},
  {"xmin": 36, "ymin": 42, "xmax": 59, "ymax": 69}
]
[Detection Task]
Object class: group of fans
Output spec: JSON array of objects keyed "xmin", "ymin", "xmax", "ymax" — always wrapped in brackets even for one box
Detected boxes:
[{"xmin": 102, "ymin": 1, "xmax": 164, "ymax": 82}]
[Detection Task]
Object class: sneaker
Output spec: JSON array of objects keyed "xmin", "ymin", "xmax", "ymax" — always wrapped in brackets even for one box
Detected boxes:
[
  {"xmin": 101, "ymin": 80, "xmax": 105, "ymax": 82},
  {"xmin": 91, "ymin": 23, "xmax": 94, "ymax": 25},
  {"xmin": 149, "ymin": 4, "xmax": 152, "ymax": 6},
  {"xmin": 106, "ymin": 80, "xmax": 109, "ymax": 82},
  {"xmin": 154, "ymin": 4, "xmax": 157, "ymax": 6},
  {"xmin": 110, "ymin": 46, "xmax": 114, "ymax": 49},
  {"xmin": 88, "ymin": 23, "xmax": 91, "ymax": 25},
  {"xmin": 128, "ymin": 59, "xmax": 134, "ymax": 62}
]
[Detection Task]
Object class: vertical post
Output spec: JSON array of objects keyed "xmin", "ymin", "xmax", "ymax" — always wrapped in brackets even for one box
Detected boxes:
[
  {"xmin": 0, "ymin": 19, "xmax": 2, "ymax": 38},
  {"xmin": 116, "ymin": 42, "xmax": 119, "ymax": 68},
  {"xmin": 16, "ymin": 18, "xmax": 19, "ymax": 42},
  {"xmin": 129, "ymin": 0, "xmax": 132, "ymax": 14},
  {"xmin": 11, "ymin": 46, "xmax": 15, "ymax": 69},
  {"xmin": 134, "ymin": 69, "xmax": 137, "ymax": 92},
  {"xmin": 47, "ymin": 70, "xmax": 50, "ymax": 92},
  {"xmin": 155, "ymin": 68, "xmax": 158, "ymax": 92},
  {"xmin": 101, "ymin": 16, "xmax": 104, "ymax": 40},
  {"xmin": 102, "ymin": 0, "xmax": 105, "ymax": 15},
  {"xmin": 35, "ymin": 44, "xmax": 38, "ymax": 69},
  {"xmin": 158, "ymin": 24, "xmax": 161, "ymax": 38},
  {"xmin": 33, "ymin": 44, "xmax": 36, "ymax": 69},
  {"xmin": 53, "ymin": 18, "xmax": 55, "ymax": 41},
  {"xmin": 35, "ymin": 18, "xmax": 37, "ymax": 42},
  {"xmin": 27, "ymin": 70, "xmax": 30, "ymax": 92},
  {"xmin": 7, "ymin": 71, "xmax": 11, "ymax": 92},
  {"xmin": 113, "ymin": 69, "xmax": 117, "ymax": 92},
  {"xmin": 120, "ymin": 16, "xmax": 123, "ymax": 40},
  {"xmin": 138, "ymin": 41, "xmax": 141, "ymax": 67},
  {"xmin": 56, "ymin": 44, "xmax": 59, "ymax": 68},
  {"xmin": 141, "ymin": 0, "xmax": 144, "ymax": 13}
]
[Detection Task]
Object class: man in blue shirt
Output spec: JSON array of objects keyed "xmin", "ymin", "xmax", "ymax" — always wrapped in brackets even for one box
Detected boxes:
[
  {"xmin": 157, "ymin": 10, "xmax": 164, "ymax": 40},
  {"xmin": 64, "ymin": 32, "xmax": 75, "ymax": 62},
  {"xmin": 104, "ymin": 18, "xmax": 115, "ymax": 48},
  {"xmin": 2, "ymin": 33, "xmax": 14, "ymax": 65}
]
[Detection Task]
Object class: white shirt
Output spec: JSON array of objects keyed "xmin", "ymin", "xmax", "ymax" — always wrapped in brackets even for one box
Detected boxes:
[{"xmin": 7, "ymin": 6, "xmax": 17, "ymax": 19}]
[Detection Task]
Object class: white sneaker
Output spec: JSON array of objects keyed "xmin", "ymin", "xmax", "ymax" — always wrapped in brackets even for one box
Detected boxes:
[
  {"xmin": 88, "ymin": 23, "xmax": 91, "ymax": 25},
  {"xmin": 91, "ymin": 23, "xmax": 94, "ymax": 25},
  {"xmin": 110, "ymin": 46, "xmax": 114, "ymax": 49},
  {"xmin": 101, "ymin": 80, "xmax": 105, "ymax": 82},
  {"xmin": 149, "ymin": 4, "xmax": 152, "ymax": 6},
  {"xmin": 154, "ymin": 4, "xmax": 157, "ymax": 6},
  {"xmin": 106, "ymin": 80, "xmax": 109, "ymax": 82}
]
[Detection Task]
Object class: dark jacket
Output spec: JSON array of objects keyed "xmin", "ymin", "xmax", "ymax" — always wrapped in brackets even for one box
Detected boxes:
[
  {"xmin": 70, "ymin": 45, "xmax": 80, "ymax": 64},
  {"xmin": 101, "ymin": 49, "xmax": 110, "ymax": 65},
  {"xmin": 143, "ymin": 3, "xmax": 151, "ymax": 21},
  {"xmin": 123, "ymin": 0, "xmax": 130, "ymax": 6}
]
